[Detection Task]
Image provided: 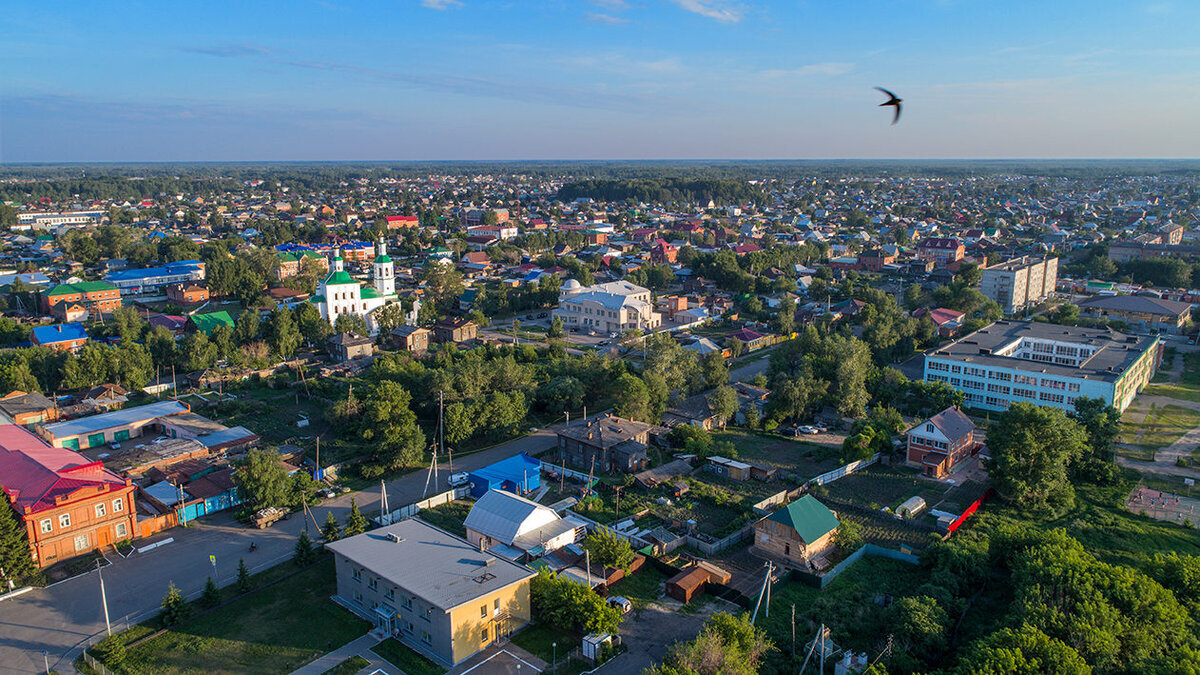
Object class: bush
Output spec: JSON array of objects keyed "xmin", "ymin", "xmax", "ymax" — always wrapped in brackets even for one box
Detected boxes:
[{"xmin": 92, "ymin": 634, "xmax": 126, "ymax": 669}]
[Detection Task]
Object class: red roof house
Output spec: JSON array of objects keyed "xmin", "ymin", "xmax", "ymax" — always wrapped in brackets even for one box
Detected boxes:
[{"xmin": 0, "ymin": 424, "xmax": 137, "ymax": 567}]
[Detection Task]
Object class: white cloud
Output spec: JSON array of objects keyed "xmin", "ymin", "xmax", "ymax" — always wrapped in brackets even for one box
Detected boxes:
[
  {"xmin": 591, "ymin": 0, "xmax": 630, "ymax": 9},
  {"xmin": 666, "ymin": 0, "xmax": 744, "ymax": 23},
  {"xmin": 421, "ymin": 0, "xmax": 462, "ymax": 9},
  {"xmin": 761, "ymin": 62, "xmax": 854, "ymax": 78},
  {"xmin": 586, "ymin": 12, "xmax": 629, "ymax": 24}
]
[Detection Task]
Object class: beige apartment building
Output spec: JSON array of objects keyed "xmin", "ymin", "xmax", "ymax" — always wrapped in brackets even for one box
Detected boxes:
[
  {"xmin": 980, "ymin": 256, "xmax": 1058, "ymax": 314},
  {"xmin": 327, "ymin": 518, "xmax": 535, "ymax": 667},
  {"xmin": 554, "ymin": 279, "xmax": 662, "ymax": 335}
]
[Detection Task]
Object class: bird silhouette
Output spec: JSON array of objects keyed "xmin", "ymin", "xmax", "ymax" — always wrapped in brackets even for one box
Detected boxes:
[{"xmin": 875, "ymin": 87, "xmax": 902, "ymax": 124}]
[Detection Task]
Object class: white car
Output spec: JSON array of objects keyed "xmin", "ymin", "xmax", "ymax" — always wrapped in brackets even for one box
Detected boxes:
[
  {"xmin": 607, "ymin": 596, "xmax": 633, "ymax": 614},
  {"xmin": 448, "ymin": 472, "xmax": 471, "ymax": 488},
  {"xmin": 797, "ymin": 425, "xmax": 820, "ymax": 435}
]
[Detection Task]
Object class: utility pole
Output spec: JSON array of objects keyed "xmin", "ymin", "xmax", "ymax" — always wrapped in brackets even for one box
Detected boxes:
[
  {"xmin": 96, "ymin": 560, "xmax": 111, "ymax": 636},
  {"xmin": 791, "ymin": 604, "xmax": 796, "ymax": 657},
  {"xmin": 381, "ymin": 480, "xmax": 389, "ymax": 524}
]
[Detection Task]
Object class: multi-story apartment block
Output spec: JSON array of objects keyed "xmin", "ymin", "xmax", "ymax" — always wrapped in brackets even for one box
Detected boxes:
[
  {"xmin": 0, "ymin": 423, "xmax": 137, "ymax": 567},
  {"xmin": 328, "ymin": 518, "xmax": 535, "ymax": 667},
  {"xmin": 554, "ymin": 280, "xmax": 662, "ymax": 335},
  {"xmin": 980, "ymin": 256, "xmax": 1058, "ymax": 314},
  {"xmin": 923, "ymin": 321, "xmax": 1160, "ymax": 413}
]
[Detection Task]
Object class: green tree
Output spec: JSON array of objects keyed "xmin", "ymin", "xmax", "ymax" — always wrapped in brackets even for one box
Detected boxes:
[
  {"xmin": 891, "ymin": 595, "xmax": 949, "ymax": 658},
  {"xmin": 986, "ymin": 403, "xmax": 1088, "ymax": 512},
  {"xmin": 701, "ymin": 351, "xmax": 729, "ymax": 389},
  {"xmin": 444, "ymin": 401, "xmax": 476, "ymax": 445},
  {"xmin": 267, "ymin": 307, "xmax": 302, "ymax": 359},
  {"xmin": 92, "ymin": 634, "xmax": 127, "ymax": 670},
  {"xmin": 321, "ymin": 511, "xmax": 341, "ymax": 542},
  {"xmin": 234, "ymin": 448, "xmax": 291, "ymax": 508},
  {"xmin": 236, "ymin": 558, "xmax": 252, "ymax": 593},
  {"xmin": 833, "ymin": 518, "xmax": 863, "ymax": 551},
  {"xmin": 1068, "ymin": 396, "xmax": 1121, "ymax": 483},
  {"xmin": 234, "ymin": 309, "xmax": 261, "ymax": 345},
  {"xmin": 530, "ymin": 568, "xmax": 622, "ymax": 634},
  {"xmin": 547, "ymin": 316, "xmax": 565, "ymax": 338},
  {"xmin": 160, "ymin": 581, "xmax": 192, "ymax": 626},
  {"xmin": 362, "ymin": 381, "xmax": 426, "ymax": 470},
  {"xmin": 647, "ymin": 612, "xmax": 772, "ymax": 675},
  {"xmin": 344, "ymin": 497, "xmax": 369, "ymax": 537},
  {"xmin": 582, "ymin": 528, "xmax": 635, "ymax": 572},
  {"xmin": 707, "ymin": 385, "xmax": 737, "ymax": 429},
  {"xmin": 0, "ymin": 498, "xmax": 37, "ymax": 586},
  {"xmin": 201, "ymin": 576, "xmax": 221, "ymax": 607},
  {"xmin": 295, "ymin": 301, "xmax": 332, "ymax": 345},
  {"xmin": 182, "ymin": 332, "xmax": 218, "ymax": 372},
  {"xmin": 613, "ymin": 373, "xmax": 652, "ymax": 422},
  {"xmin": 955, "ymin": 624, "xmax": 1091, "ymax": 675},
  {"xmin": 294, "ymin": 530, "xmax": 315, "ymax": 566}
]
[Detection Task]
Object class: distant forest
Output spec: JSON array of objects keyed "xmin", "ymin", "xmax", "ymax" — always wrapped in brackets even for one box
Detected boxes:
[
  {"xmin": 556, "ymin": 178, "xmax": 767, "ymax": 205},
  {"xmin": 2, "ymin": 160, "xmax": 1199, "ymax": 203}
]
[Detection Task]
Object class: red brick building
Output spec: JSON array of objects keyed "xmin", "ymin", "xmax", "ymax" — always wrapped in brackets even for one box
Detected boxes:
[
  {"xmin": 917, "ymin": 238, "xmax": 965, "ymax": 266},
  {"xmin": 165, "ymin": 282, "xmax": 210, "ymax": 305},
  {"xmin": 0, "ymin": 424, "xmax": 136, "ymax": 567},
  {"xmin": 39, "ymin": 281, "xmax": 122, "ymax": 316},
  {"xmin": 650, "ymin": 239, "xmax": 678, "ymax": 264},
  {"xmin": 905, "ymin": 407, "xmax": 978, "ymax": 478},
  {"xmin": 383, "ymin": 215, "xmax": 420, "ymax": 229}
]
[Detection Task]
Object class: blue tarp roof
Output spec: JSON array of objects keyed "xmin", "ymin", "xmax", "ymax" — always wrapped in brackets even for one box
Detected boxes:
[
  {"xmin": 106, "ymin": 261, "xmax": 202, "ymax": 282},
  {"xmin": 469, "ymin": 454, "xmax": 541, "ymax": 497},
  {"xmin": 32, "ymin": 323, "xmax": 88, "ymax": 345}
]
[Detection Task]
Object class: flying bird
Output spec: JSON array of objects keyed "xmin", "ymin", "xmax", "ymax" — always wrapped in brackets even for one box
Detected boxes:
[{"xmin": 875, "ymin": 87, "xmax": 902, "ymax": 125}]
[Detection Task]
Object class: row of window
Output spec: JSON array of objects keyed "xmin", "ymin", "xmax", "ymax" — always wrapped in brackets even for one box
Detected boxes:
[{"xmin": 39, "ymin": 498, "xmax": 124, "ymax": 534}]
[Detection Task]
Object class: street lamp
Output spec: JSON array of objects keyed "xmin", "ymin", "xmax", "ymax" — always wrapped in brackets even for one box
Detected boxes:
[
  {"xmin": 552, "ymin": 642, "xmax": 557, "ymax": 675},
  {"xmin": 95, "ymin": 560, "xmax": 111, "ymax": 636},
  {"xmin": 42, "ymin": 650, "xmax": 49, "ymax": 675}
]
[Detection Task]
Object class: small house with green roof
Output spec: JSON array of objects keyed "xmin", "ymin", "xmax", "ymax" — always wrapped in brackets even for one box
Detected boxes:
[
  {"xmin": 186, "ymin": 311, "xmax": 237, "ymax": 336},
  {"xmin": 753, "ymin": 495, "xmax": 840, "ymax": 566}
]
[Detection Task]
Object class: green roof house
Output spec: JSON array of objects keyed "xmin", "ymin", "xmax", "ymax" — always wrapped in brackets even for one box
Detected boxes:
[
  {"xmin": 753, "ymin": 495, "xmax": 840, "ymax": 567},
  {"xmin": 187, "ymin": 311, "xmax": 237, "ymax": 335}
]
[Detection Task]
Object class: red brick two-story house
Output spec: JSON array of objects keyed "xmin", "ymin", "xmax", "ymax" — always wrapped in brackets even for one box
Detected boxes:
[
  {"xmin": 0, "ymin": 424, "xmax": 137, "ymax": 567},
  {"xmin": 905, "ymin": 406, "xmax": 978, "ymax": 478}
]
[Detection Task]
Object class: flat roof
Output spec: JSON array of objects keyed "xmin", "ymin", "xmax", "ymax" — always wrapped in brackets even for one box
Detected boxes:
[
  {"xmin": 927, "ymin": 320, "xmax": 1158, "ymax": 382},
  {"xmin": 41, "ymin": 400, "xmax": 188, "ymax": 439},
  {"xmin": 326, "ymin": 518, "xmax": 535, "ymax": 611}
]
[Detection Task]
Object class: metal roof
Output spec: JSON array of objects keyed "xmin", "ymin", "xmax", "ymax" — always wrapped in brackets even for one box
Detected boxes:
[
  {"xmin": 766, "ymin": 495, "xmax": 840, "ymax": 545},
  {"xmin": 464, "ymin": 489, "xmax": 574, "ymax": 548},
  {"xmin": 326, "ymin": 518, "xmax": 535, "ymax": 611},
  {"xmin": 42, "ymin": 400, "xmax": 188, "ymax": 439}
]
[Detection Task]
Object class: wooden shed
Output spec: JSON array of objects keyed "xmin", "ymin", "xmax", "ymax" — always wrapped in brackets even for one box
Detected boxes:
[{"xmin": 666, "ymin": 566, "xmax": 710, "ymax": 604}]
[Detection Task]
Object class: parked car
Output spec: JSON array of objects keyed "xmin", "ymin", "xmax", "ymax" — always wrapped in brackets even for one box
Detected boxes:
[
  {"xmin": 537, "ymin": 312, "xmax": 548, "ymax": 318},
  {"xmin": 797, "ymin": 425, "xmax": 821, "ymax": 435},
  {"xmin": 607, "ymin": 596, "xmax": 633, "ymax": 614},
  {"xmin": 448, "ymin": 472, "xmax": 471, "ymax": 488}
]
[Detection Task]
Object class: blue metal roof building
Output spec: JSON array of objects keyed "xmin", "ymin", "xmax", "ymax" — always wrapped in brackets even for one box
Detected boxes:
[
  {"xmin": 468, "ymin": 453, "xmax": 542, "ymax": 499},
  {"xmin": 31, "ymin": 323, "xmax": 88, "ymax": 347}
]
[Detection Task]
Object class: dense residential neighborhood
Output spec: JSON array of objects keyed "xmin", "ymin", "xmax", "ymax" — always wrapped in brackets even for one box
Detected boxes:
[{"xmin": 1, "ymin": 162, "xmax": 1200, "ymax": 674}]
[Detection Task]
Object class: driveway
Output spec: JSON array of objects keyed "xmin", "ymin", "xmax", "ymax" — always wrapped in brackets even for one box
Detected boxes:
[
  {"xmin": 604, "ymin": 598, "xmax": 729, "ymax": 674},
  {"xmin": 0, "ymin": 427, "xmax": 562, "ymax": 674}
]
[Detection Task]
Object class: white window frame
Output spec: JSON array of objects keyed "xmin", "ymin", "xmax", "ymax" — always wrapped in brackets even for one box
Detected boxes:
[
  {"xmin": 113, "ymin": 498, "xmax": 124, "ymax": 513},
  {"xmin": 95, "ymin": 503, "xmax": 106, "ymax": 518},
  {"xmin": 73, "ymin": 533, "xmax": 89, "ymax": 551},
  {"xmin": 115, "ymin": 522, "xmax": 128, "ymax": 538},
  {"xmin": 59, "ymin": 513, "xmax": 71, "ymax": 529},
  {"xmin": 40, "ymin": 519, "xmax": 53, "ymax": 534}
]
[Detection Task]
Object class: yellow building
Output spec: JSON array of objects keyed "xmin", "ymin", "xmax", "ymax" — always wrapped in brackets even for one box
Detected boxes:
[{"xmin": 327, "ymin": 518, "xmax": 535, "ymax": 666}]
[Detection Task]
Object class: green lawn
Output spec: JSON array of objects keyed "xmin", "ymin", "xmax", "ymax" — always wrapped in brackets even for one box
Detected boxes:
[
  {"xmin": 415, "ymin": 500, "xmax": 474, "ymax": 538},
  {"xmin": 116, "ymin": 556, "xmax": 370, "ymax": 675},
  {"xmin": 1144, "ymin": 382, "xmax": 1200, "ymax": 404},
  {"xmin": 370, "ymin": 638, "xmax": 446, "ymax": 675},
  {"xmin": 510, "ymin": 623, "xmax": 575, "ymax": 662},
  {"xmin": 321, "ymin": 655, "xmax": 370, "ymax": 675},
  {"xmin": 606, "ymin": 565, "xmax": 669, "ymax": 607},
  {"xmin": 1118, "ymin": 403, "xmax": 1200, "ymax": 459}
]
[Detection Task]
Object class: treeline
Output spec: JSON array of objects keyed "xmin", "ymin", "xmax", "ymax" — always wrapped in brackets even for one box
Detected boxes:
[{"xmin": 556, "ymin": 178, "xmax": 766, "ymax": 206}]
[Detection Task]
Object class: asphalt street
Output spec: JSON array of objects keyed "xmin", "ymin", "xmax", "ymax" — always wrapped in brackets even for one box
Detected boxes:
[{"xmin": 0, "ymin": 427, "xmax": 559, "ymax": 674}]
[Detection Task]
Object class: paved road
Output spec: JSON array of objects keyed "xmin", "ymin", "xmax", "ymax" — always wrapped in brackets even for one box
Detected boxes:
[{"xmin": 0, "ymin": 427, "xmax": 561, "ymax": 674}]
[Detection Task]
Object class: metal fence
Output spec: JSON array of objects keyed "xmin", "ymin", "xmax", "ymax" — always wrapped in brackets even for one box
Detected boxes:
[
  {"xmin": 809, "ymin": 453, "xmax": 882, "ymax": 486},
  {"xmin": 376, "ymin": 486, "xmax": 470, "ymax": 525}
]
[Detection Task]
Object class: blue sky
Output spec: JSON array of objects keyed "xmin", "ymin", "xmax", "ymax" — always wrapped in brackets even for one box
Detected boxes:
[{"xmin": 2, "ymin": 0, "xmax": 1198, "ymax": 161}]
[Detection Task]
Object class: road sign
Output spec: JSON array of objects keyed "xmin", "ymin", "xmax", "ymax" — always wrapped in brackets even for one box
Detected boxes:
[
  {"xmin": 209, "ymin": 555, "xmax": 217, "ymax": 568},
  {"xmin": 1185, "ymin": 478, "xmax": 1195, "ymax": 487}
]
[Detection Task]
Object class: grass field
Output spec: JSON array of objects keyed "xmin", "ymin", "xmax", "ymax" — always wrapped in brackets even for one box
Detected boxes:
[
  {"xmin": 606, "ymin": 565, "xmax": 669, "ymax": 608},
  {"xmin": 510, "ymin": 623, "xmax": 575, "ymax": 662},
  {"xmin": 117, "ymin": 556, "xmax": 370, "ymax": 675},
  {"xmin": 415, "ymin": 500, "xmax": 473, "ymax": 538},
  {"xmin": 818, "ymin": 465, "xmax": 947, "ymax": 511},
  {"xmin": 321, "ymin": 655, "xmax": 370, "ymax": 675},
  {"xmin": 715, "ymin": 430, "xmax": 843, "ymax": 479},
  {"xmin": 1118, "ymin": 403, "xmax": 1200, "ymax": 459},
  {"xmin": 371, "ymin": 638, "xmax": 446, "ymax": 675}
]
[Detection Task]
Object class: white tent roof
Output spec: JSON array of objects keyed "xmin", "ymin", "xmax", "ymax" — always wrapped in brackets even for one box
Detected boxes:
[{"xmin": 464, "ymin": 489, "xmax": 564, "ymax": 546}]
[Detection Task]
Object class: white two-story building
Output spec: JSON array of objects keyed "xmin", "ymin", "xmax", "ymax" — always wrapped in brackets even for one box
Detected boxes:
[{"xmin": 553, "ymin": 280, "xmax": 662, "ymax": 335}]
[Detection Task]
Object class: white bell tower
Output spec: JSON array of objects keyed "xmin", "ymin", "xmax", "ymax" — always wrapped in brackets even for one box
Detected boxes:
[{"xmin": 373, "ymin": 237, "xmax": 395, "ymax": 296}]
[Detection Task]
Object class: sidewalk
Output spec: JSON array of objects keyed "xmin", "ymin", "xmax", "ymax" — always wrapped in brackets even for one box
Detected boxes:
[{"xmin": 289, "ymin": 631, "xmax": 382, "ymax": 675}]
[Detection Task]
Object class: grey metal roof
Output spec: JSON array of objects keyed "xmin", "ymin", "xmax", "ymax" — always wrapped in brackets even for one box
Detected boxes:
[
  {"xmin": 326, "ymin": 518, "xmax": 535, "ymax": 611},
  {"xmin": 464, "ymin": 489, "xmax": 568, "ymax": 547},
  {"xmin": 1077, "ymin": 294, "xmax": 1192, "ymax": 317},
  {"xmin": 923, "ymin": 407, "xmax": 975, "ymax": 442},
  {"xmin": 927, "ymin": 320, "xmax": 1158, "ymax": 382},
  {"xmin": 41, "ymin": 400, "xmax": 188, "ymax": 439}
]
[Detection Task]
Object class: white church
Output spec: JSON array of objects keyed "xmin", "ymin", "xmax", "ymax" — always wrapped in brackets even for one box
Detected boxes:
[{"xmin": 311, "ymin": 239, "xmax": 411, "ymax": 334}]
